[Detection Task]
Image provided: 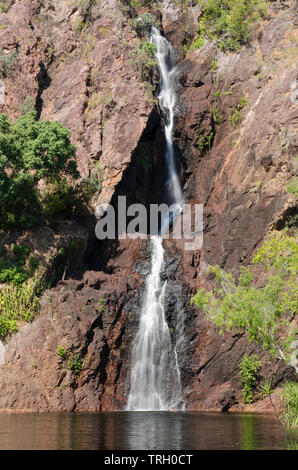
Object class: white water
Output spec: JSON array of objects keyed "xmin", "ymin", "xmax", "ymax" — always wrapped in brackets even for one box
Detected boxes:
[
  {"xmin": 151, "ymin": 26, "xmax": 183, "ymax": 224},
  {"xmin": 127, "ymin": 28, "xmax": 184, "ymax": 411}
]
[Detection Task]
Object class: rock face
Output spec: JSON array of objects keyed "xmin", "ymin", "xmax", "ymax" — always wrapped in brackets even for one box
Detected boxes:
[
  {"xmin": 0, "ymin": 0, "xmax": 297, "ymax": 412},
  {"xmin": 0, "ymin": 0, "xmax": 153, "ymax": 197}
]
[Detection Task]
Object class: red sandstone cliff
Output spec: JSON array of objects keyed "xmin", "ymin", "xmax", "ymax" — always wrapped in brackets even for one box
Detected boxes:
[{"xmin": 0, "ymin": 0, "xmax": 297, "ymax": 412}]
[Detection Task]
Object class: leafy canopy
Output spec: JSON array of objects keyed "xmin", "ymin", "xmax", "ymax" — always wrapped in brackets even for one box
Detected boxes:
[{"xmin": 0, "ymin": 111, "xmax": 79, "ymax": 229}]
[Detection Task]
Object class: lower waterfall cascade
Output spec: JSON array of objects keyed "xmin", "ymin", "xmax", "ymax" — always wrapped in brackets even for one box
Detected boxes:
[{"xmin": 126, "ymin": 27, "xmax": 185, "ymax": 411}]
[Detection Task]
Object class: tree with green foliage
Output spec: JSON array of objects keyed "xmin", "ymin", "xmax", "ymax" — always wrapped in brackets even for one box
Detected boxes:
[
  {"xmin": 0, "ymin": 111, "xmax": 79, "ymax": 229},
  {"xmin": 191, "ymin": 230, "xmax": 298, "ymax": 372},
  {"xmin": 239, "ymin": 354, "xmax": 261, "ymax": 403}
]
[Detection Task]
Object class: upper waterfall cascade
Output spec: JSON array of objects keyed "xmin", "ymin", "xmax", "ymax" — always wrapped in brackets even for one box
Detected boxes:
[{"xmin": 127, "ymin": 28, "xmax": 184, "ymax": 411}]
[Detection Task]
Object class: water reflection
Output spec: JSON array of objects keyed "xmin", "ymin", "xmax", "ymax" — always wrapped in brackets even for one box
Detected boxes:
[{"xmin": 0, "ymin": 412, "xmax": 296, "ymax": 450}]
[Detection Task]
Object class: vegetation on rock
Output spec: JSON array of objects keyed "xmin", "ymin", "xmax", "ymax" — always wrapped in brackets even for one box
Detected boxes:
[
  {"xmin": 231, "ymin": 96, "xmax": 247, "ymax": 128},
  {"xmin": 0, "ymin": 278, "xmax": 42, "ymax": 338},
  {"xmin": 286, "ymin": 176, "xmax": 298, "ymax": 198},
  {"xmin": 191, "ymin": 230, "xmax": 298, "ymax": 372},
  {"xmin": 57, "ymin": 346, "xmax": 85, "ymax": 377},
  {"xmin": 0, "ymin": 111, "xmax": 78, "ymax": 230},
  {"xmin": 0, "ymin": 2, "xmax": 10, "ymax": 13},
  {"xmin": 129, "ymin": 40, "xmax": 157, "ymax": 90},
  {"xmin": 0, "ymin": 111, "xmax": 100, "ymax": 338},
  {"xmin": 0, "ymin": 50, "xmax": 17, "ymax": 78},
  {"xmin": 239, "ymin": 354, "xmax": 261, "ymax": 403},
  {"xmin": 133, "ymin": 13, "xmax": 159, "ymax": 36},
  {"xmin": 281, "ymin": 381, "xmax": 298, "ymax": 429},
  {"xmin": 0, "ymin": 111, "xmax": 100, "ymax": 231},
  {"xmin": 189, "ymin": 0, "xmax": 267, "ymax": 51}
]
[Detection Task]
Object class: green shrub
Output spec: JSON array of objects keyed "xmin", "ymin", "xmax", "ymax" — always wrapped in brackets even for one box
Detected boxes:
[
  {"xmin": 0, "ymin": 2, "xmax": 10, "ymax": 13},
  {"xmin": 239, "ymin": 96, "xmax": 247, "ymax": 108},
  {"xmin": 231, "ymin": 108, "xmax": 240, "ymax": 128},
  {"xmin": 12, "ymin": 244, "xmax": 30, "ymax": 265},
  {"xmin": 0, "ymin": 50, "xmax": 18, "ymax": 78},
  {"xmin": 197, "ymin": 0, "xmax": 267, "ymax": 51},
  {"xmin": 71, "ymin": 18, "xmax": 86, "ymax": 33},
  {"xmin": 0, "ymin": 111, "xmax": 79, "ymax": 230},
  {"xmin": 258, "ymin": 380, "xmax": 274, "ymax": 399},
  {"xmin": 211, "ymin": 59, "xmax": 218, "ymax": 71},
  {"xmin": 213, "ymin": 106, "xmax": 223, "ymax": 125},
  {"xmin": 0, "ymin": 264, "xmax": 28, "ymax": 285},
  {"xmin": 286, "ymin": 177, "xmax": 298, "ymax": 198},
  {"xmin": 197, "ymin": 132, "xmax": 214, "ymax": 152},
  {"xmin": 0, "ymin": 316, "xmax": 17, "ymax": 337},
  {"xmin": 129, "ymin": 44, "xmax": 157, "ymax": 83},
  {"xmin": 0, "ymin": 278, "xmax": 41, "ymax": 337},
  {"xmin": 141, "ymin": 41, "xmax": 157, "ymax": 58},
  {"xmin": 0, "ymin": 244, "xmax": 31, "ymax": 286},
  {"xmin": 239, "ymin": 354, "xmax": 261, "ymax": 403},
  {"xmin": 41, "ymin": 179, "xmax": 76, "ymax": 223},
  {"xmin": 68, "ymin": 353, "xmax": 83, "ymax": 376},
  {"xmin": 191, "ymin": 231, "xmax": 298, "ymax": 371},
  {"xmin": 99, "ymin": 298, "xmax": 106, "ymax": 313},
  {"xmin": 28, "ymin": 257, "xmax": 39, "ymax": 274},
  {"xmin": 285, "ymin": 214, "xmax": 298, "ymax": 229},
  {"xmin": 281, "ymin": 381, "xmax": 298, "ymax": 429},
  {"xmin": 133, "ymin": 13, "xmax": 159, "ymax": 36},
  {"xmin": 57, "ymin": 347, "xmax": 85, "ymax": 377},
  {"xmin": 77, "ymin": 176, "xmax": 102, "ymax": 204},
  {"xmin": 57, "ymin": 346, "xmax": 67, "ymax": 358},
  {"xmin": 187, "ymin": 19, "xmax": 206, "ymax": 52},
  {"xmin": 231, "ymin": 96, "xmax": 247, "ymax": 127}
]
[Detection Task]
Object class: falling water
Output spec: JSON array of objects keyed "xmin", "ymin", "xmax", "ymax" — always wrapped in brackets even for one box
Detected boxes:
[
  {"xmin": 151, "ymin": 26, "xmax": 183, "ymax": 227},
  {"xmin": 127, "ymin": 28, "xmax": 184, "ymax": 411}
]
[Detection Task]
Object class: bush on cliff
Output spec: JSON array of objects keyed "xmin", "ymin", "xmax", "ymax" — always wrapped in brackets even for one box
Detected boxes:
[
  {"xmin": 0, "ymin": 50, "xmax": 18, "ymax": 78},
  {"xmin": 133, "ymin": 13, "xmax": 159, "ymax": 36},
  {"xmin": 0, "ymin": 279, "xmax": 41, "ymax": 338},
  {"xmin": 191, "ymin": 230, "xmax": 298, "ymax": 372},
  {"xmin": 239, "ymin": 354, "xmax": 261, "ymax": 403},
  {"xmin": 195, "ymin": 0, "xmax": 267, "ymax": 51},
  {"xmin": 129, "ymin": 42, "xmax": 157, "ymax": 84},
  {"xmin": 0, "ymin": 111, "xmax": 79, "ymax": 230},
  {"xmin": 286, "ymin": 176, "xmax": 298, "ymax": 198}
]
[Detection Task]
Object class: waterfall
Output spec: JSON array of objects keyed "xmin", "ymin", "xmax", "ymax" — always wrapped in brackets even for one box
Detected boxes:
[
  {"xmin": 151, "ymin": 26, "xmax": 183, "ymax": 228},
  {"xmin": 127, "ymin": 28, "xmax": 184, "ymax": 411}
]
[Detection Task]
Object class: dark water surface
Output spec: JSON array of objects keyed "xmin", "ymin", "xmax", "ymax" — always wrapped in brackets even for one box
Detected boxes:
[{"xmin": 0, "ymin": 411, "xmax": 297, "ymax": 450}]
